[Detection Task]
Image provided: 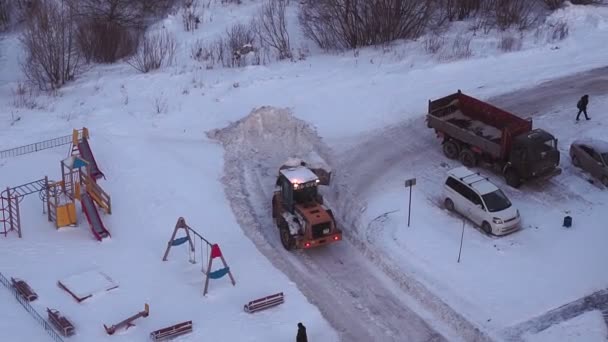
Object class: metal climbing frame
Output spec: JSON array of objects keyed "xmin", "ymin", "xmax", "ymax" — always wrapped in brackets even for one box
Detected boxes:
[
  {"xmin": 0, "ymin": 130, "xmax": 84, "ymax": 159},
  {"xmin": 0, "ymin": 178, "xmax": 50, "ymax": 238}
]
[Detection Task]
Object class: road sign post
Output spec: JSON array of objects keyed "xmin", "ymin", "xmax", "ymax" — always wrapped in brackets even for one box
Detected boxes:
[{"xmin": 404, "ymin": 178, "xmax": 416, "ymax": 227}]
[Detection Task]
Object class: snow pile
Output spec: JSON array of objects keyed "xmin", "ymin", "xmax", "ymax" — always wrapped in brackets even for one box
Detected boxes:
[{"xmin": 208, "ymin": 106, "xmax": 333, "ymax": 168}]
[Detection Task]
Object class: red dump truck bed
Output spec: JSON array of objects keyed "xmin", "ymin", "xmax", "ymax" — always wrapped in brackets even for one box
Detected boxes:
[{"xmin": 427, "ymin": 90, "xmax": 532, "ymax": 160}]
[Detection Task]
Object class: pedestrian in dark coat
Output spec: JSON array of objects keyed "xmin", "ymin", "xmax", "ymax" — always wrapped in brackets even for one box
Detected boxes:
[
  {"xmin": 297, "ymin": 322, "xmax": 308, "ymax": 342},
  {"xmin": 576, "ymin": 94, "xmax": 590, "ymax": 121}
]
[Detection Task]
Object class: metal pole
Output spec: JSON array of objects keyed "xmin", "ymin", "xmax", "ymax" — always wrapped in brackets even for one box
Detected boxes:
[
  {"xmin": 407, "ymin": 186, "xmax": 412, "ymax": 227},
  {"xmin": 458, "ymin": 219, "xmax": 464, "ymax": 263}
]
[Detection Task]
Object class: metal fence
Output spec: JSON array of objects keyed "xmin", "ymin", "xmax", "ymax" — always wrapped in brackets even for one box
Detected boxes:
[
  {"xmin": 0, "ymin": 130, "xmax": 83, "ymax": 159},
  {"xmin": 0, "ymin": 272, "xmax": 65, "ymax": 342}
]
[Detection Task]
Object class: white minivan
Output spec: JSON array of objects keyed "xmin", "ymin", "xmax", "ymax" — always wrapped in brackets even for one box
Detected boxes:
[{"xmin": 443, "ymin": 167, "xmax": 521, "ymax": 236}]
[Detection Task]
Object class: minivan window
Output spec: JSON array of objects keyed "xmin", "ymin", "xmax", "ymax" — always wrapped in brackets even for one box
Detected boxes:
[{"xmin": 481, "ymin": 189, "xmax": 512, "ymax": 212}]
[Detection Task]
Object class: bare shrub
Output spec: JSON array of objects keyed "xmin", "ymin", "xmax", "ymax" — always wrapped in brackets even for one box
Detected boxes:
[
  {"xmin": 571, "ymin": 0, "xmax": 603, "ymax": 4},
  {"xmin": 74, "ymin": 0, "xmax": 145, "ymax": 28},
  {"xmin": 434, "ymin": 0, "xmax": 483, "ymax": 24},
  {"xmin": 128, "ymin": 30, "xmax": 177, "ymax": 73},
  {"xmin": 226, "ymin": 22, "xmax": 257, "ymax": 67},
  {"xmin": 154, "ymin": 93, "xmax": 168, "ymax": 114},
  {"xmin": 542, "ymin": 0, "xmax": 565, "ymax": 10},
  {"xmin": 20, "ymin": 0, "xmax": 83, "ymax": 90},
  {"xmin": 483, "ymin": 0, "xmax": 538, "ymax": 31},
  {"xmin": 77, "ymin": 20, "xmax": 140, "ymax": 63},
  {"xmin": 0, "ymin": 0, "xmax": 10, "ymax": 31},
  {"xmin": 535, "ymin": 19, "xmax": 569, "ymax": 43},
  {"xmin": 255, "ymin": 0, "xmax": 291, "ymax": 60},
  {"xmin": 441, "ymin": 35, "xmax": 472, "ymax": 60},
  {"xmin": 221, "ymin": 0, "xmax": 242, "ymax": 4},
  {"xmin": 424, "ymin": 34, "xmax": 444, "ymax": 54},
  {"xmin": 299, "ymin": 0, "xmax": 432, "ymax": 50},
  {"xmin": 497, "ymin": 34, "xmax": 522, "ymax": 52},
  {"xmin": 12, "ymin": 82, "xmax": 37, "ymax": 109},
  {"xmin": 182, "ymin": 0, "xmax": 201, "ymax": 32}
]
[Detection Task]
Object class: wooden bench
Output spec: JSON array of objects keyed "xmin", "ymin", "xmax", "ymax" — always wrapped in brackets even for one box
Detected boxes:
[
  {"xmin": 47, "ymin": 308, "xmax": 75, "ymax": 337},
  {"xmin": 150, "ymin": 321, "xmax": 193, "ymax": 341},
  {"xmin": 11, "ymin": 277, "xmax": 38, "ymax": 301},
  {"xmin": 243, "ymin": 292, "xmax": 284, "ymax": 313}
]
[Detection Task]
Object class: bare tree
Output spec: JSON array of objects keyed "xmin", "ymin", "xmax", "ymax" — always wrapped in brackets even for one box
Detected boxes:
[
  {"xmin": 20, "ymin": 0, "xmax": 83, "ymax": 90},
  {"xmin": 0, "ymin": 0, "xmax": 10, "ymax": 31},
  {"xmin": 182, "ymin": 0, "xmax": 201, "ymax": 32},
  {"xmin": 256, "ymin": 0, "xmax": 291, "ymax": 60},
  {"xmin": 299, "ymin": 0, "xmax": 432, "ymax": 50},
  {"xmin": 76, "ymin": 20, "xmax": 140, "ymax": 63},
  {"xmin": 127, "ymin": 29, "xmax": 177, "ymax": 73},
  {"xmin": 72, "ymin": 0, "xmax": 146, "ymax": 28}
]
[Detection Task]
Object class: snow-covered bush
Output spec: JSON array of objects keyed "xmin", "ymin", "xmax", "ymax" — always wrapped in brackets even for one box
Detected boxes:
[{"xmin": 497, "ymin": 34, "xmax": 522, "ymax": 52}]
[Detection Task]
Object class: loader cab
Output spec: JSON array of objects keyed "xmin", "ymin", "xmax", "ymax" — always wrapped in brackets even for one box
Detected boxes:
[
  {"xmin": 510, "ymin": 129, "xmax": 560, "ymax": 179},
  {"xmin": 276, "ymin": 166, "xmax": 321, "ymax": 214}
]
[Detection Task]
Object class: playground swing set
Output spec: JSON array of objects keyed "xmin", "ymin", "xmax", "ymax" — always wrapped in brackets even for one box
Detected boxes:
[
  {"xmin": 163, "ymin": 217, "xmax": 236, "ymax": 296},
  {"xmin": 0, "ymin": 127, "xmax": 112, "ymax": 241}
]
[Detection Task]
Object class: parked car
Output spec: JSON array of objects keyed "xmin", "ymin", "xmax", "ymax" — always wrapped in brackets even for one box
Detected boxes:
[
  {"xmin": 443, "ymin": 167, "xmax": 521, "ymax": 236},
  {"xmin": 569, "ymin": 139, "xmax": 608, "ymax": 187}
]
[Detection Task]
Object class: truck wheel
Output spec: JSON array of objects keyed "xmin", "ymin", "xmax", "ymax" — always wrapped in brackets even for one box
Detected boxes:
[
  {"xmin": 459, "ymin": 149, "xmax": 477, "ymax": 167},
  {"xmin": 481, "ymin": 221, "xmax": 492, "ymax": 235},
  {"xmin": 278, "ymin": 220, "xmax": 294, "ymax": 251},
  {"xmin": 505, "ymin": 169, "xmax": 521, "ymax": 188},
  {"xmin": 443, "ymin": 141, "xmax": 460, "ymax": 159},
  {"xmin": 444, "ymin": 198, "xmax": 455, "ymax": 211}
]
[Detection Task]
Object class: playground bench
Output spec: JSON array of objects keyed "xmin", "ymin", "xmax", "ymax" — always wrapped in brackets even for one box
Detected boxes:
[
  {"xmin": 11, "ymin": 277, "xmax": 38, "ymax": 302},
  {"xmin": 150, "ymin": 321, "xmax": 193, "ymax": 341},
  {"xmin": 47, "ymin": 308, "xmax": 75, "ymax": 337},
  {"xmin": 243, "ymin": 292, "xmax": 284, "ymax": 313}
]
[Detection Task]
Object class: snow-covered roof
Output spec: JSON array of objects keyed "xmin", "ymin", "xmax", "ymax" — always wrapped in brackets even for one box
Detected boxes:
[
  {"xmin": 447, "ymin": 166, "xmax": 498, "ymax": 195},
  {"xmin": 280, "ymin": 166, "xmax": 319, "ymax": 184},
  {"xmin": 573, "ymin": 138, "xmax": 608, "ymax": 153}
]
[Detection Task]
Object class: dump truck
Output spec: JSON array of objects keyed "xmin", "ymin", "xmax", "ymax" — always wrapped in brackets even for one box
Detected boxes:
[
  {"xmin": 427, "ymin": 90, "xmax": 561, "ymax": 188},
  {"xmin": 272, "ymin": 158, "xmax": 342, "ymax": 250}
]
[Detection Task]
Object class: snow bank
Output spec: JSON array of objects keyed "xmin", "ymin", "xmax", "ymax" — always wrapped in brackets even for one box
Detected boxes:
[{"xmin": 523, "ymin": 310, "xmax": 607, "ymax": 342}]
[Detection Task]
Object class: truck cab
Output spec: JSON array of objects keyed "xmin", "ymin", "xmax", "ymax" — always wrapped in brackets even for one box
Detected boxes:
[{"xmin": 506, "ymin": 129, "xmax": 561, "ymax": 187}]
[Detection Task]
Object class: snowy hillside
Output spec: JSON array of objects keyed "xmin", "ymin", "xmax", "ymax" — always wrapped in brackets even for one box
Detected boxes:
[{"xmin": 1, "ymin": 1, "xmax": 608, "ymax": 341}]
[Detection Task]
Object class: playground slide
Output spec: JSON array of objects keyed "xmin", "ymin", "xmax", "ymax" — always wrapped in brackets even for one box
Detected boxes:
[
  {"xmin": 81, "ymin": 192, "xmax": 110, "ymax": 241},
  {"xmin": 78, "ymin": 138, "xmax": 105, "ymax": 180}
]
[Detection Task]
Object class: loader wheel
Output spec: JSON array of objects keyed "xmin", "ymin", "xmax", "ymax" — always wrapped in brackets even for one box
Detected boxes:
[
  {"xmin": 279, "ymin": 226, "xmax": 295, "ymax": 251},
  {"xmin": 505, "ymin": 169, "xmax": 521, "ymax": 188},
  {"xmin": 443, "ymin": 141, "xmax": 460, "ymax": 159},
  {"xmin": 459, "ymin": 149, "xmax": 477, "ymax": 167}
]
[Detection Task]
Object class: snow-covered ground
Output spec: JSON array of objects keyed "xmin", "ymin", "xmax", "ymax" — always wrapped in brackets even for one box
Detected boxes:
[
  {"xmin": 2, "ymin": 1, "xmax": 608, "ymax": 341},
  {"xmin": 523, "ymin": 310, "xmax": 607, "ymax": 342}
]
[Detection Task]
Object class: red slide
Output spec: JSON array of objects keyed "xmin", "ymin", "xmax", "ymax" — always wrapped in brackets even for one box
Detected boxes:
[{"xmin": 81, "ymin": 192, "xmax": 110, "ymax": 241}]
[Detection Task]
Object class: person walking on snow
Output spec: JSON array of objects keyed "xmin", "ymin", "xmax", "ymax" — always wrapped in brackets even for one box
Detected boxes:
[
  {"xmin": 576, "ymin": 94, "xmax": 590, "ymax": 121},
  {"xmin": 297, "ymin": 322, "xmax": 308, "ymax": 342}
]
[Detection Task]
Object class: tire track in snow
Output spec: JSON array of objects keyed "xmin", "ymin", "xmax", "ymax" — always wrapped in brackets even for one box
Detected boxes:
[
  {"xmin": 209, "ymin": 107, "xmax": 449, "ymax": 342},
  {"xmin": 334, "ymin": 67, "xmax": 608, "ymax": 341}
]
